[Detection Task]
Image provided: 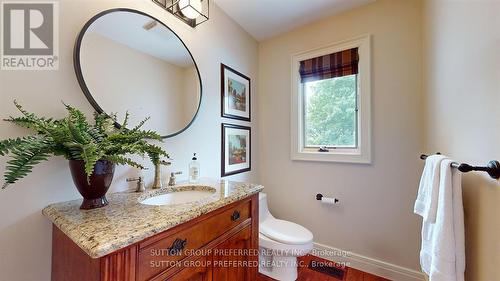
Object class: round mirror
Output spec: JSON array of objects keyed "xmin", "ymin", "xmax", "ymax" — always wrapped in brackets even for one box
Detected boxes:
[{"xmin": 74, "ymin": 9, "xmax": 202, "ymax": 138}]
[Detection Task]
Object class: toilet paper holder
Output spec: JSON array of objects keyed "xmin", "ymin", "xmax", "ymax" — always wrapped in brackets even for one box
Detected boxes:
[{"xmin": 316, "ymin": 193, "xmax": 339, "ymax": 204}]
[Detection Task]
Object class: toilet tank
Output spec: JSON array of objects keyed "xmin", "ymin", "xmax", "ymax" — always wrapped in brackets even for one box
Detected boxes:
[{"xmin": 259, "ymin": 193, "xmax": 273, "ymax": 222}]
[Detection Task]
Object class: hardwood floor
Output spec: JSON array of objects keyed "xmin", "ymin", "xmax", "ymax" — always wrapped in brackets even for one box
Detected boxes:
[{"xmin": 257, "ymin": 255, "xmax": 390, "ymax": 281}]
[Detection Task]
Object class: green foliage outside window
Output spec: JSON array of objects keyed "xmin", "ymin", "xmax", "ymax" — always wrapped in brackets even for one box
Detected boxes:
[{"xmin": 304, "ymin": 75, "xmax": 357, "ymax": 148}]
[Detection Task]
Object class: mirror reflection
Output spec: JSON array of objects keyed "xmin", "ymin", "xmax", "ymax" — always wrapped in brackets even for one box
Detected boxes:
[{"xmin": 77, "ymin": 10, "xmax": 201, "ymax": 137}]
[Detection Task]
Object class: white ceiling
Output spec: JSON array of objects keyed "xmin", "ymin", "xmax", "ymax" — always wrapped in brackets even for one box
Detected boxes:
[{"xmin": 214, "ymin": 0, "xmax": 375, "ymax": 41}]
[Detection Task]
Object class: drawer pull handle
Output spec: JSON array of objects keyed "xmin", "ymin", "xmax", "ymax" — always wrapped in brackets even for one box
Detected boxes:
[
  {"xmin": 168, "ymin": 238, "xmax": 187, "ymax": 256},
  {"xmin": 231, "ymin": 211, "xmax": 241, "ymax": 221}
]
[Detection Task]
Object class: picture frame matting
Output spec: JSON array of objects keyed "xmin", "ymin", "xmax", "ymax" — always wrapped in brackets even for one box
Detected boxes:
[{"xmin": 221, "ymin": 123, "xmax": 251, "ymax": 176}]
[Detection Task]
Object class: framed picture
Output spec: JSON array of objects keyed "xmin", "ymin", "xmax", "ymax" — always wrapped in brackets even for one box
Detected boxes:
[
  {"xmin": 221, "ymin": 123, "xmax": 251, "ymax": 176},
  {"xmin": 221, "ymin": 64, "xmax": 251, "ymax": 121}
]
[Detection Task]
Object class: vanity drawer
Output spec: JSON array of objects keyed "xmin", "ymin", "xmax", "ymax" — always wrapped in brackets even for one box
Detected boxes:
[{"xmin": 137, "ymin": 199, "xmax": 252, "ymax": 281}]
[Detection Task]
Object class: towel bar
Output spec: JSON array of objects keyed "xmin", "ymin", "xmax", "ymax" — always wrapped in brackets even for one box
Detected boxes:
[{"xmin": 420, "ymin": 153, "xmax": 500, "ymax": 180}]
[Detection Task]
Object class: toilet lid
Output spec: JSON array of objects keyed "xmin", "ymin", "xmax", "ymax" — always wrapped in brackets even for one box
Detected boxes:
[{"xmin": 260, "ymin": 219, "xmax": 313, "ymax": 245}]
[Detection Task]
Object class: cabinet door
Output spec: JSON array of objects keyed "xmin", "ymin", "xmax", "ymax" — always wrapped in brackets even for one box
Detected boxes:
[
  {"xmin": 212, "ymin": 226, "xmax": 256, "ymax": 281},
  {"xmin": 163, "ymin": 257, "xmax": 212, "ymax": 281}
]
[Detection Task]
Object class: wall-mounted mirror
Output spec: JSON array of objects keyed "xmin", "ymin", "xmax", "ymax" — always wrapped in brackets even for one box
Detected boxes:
[{"xmin": 74, "ymin": 9, "xmax": 202, "ymax": 138}]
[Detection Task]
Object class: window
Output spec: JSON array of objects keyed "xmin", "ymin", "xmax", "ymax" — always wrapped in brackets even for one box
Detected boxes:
[
  {"xmin": 303, "ymin": 75, "xmax": 358, "ymax": 149},
  {"xmin": 291, "ymin": 35, "xmax": 371, "ymax": 163}
]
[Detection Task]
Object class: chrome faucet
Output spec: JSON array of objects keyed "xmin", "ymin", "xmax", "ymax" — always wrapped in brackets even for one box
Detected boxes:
[
  {"xmin": 152, "ymin": 160, "xmax": 172, "ymax": 189},
  {"xmin": 127, "ymin": 176, "xmax": 145, "ymax": 192},
  {"xmin": 168, "ymin": 171, "xmax": 183, "ymax": 186}
]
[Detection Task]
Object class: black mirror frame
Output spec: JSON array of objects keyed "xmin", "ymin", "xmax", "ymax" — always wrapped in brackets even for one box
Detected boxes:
[{"xmin": 73, "ymin": 8, "xmax": 203, "ymax": 139}]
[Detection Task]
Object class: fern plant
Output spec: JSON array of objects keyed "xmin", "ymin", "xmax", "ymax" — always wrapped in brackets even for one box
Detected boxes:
[{"xmin": 0, "ymin": 101, "xmax": 168, "ymax": 189}]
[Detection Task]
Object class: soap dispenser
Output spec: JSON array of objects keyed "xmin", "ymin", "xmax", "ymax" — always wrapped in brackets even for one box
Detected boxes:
[{"xmin": 189, "ymin": 153, "xmax": 200, "ymax": 183}]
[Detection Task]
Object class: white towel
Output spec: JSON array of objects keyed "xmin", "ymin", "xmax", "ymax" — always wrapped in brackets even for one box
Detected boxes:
[
  {"xmin": 417, "ymin": 159, "xmax": 465, "ymax": 281},
  {"xmin": 415, "ymin": 155, "xmax": 446, "ymax": 223}
]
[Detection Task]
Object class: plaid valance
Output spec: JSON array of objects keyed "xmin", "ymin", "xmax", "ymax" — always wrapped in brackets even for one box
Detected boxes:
[{"xmin": 299, "ymin": 48, "xmax": 359, "ymax": 83}]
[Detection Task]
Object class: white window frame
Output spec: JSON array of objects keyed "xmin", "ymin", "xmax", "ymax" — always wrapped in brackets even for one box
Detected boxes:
[{"xmin": 291, "ymin": 35, "xmax": 371, "ymax": 163}]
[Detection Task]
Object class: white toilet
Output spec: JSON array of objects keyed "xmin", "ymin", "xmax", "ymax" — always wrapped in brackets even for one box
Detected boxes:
[{"xmin": 259, "ymin": 193, "xmax": 314, "ymax": 281}]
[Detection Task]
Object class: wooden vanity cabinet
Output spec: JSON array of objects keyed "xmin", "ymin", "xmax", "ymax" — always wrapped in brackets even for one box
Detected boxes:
[
  {"xmin": 51, "ymin": 194, "xmax": 259, "ymax": 281},
  {"xmin": 212, "ymin": 225, "xmax": 254, "ymax": 281},
  {"xmin": 159, "ymin": 225, "xmax": 253, "ymax": 281}
]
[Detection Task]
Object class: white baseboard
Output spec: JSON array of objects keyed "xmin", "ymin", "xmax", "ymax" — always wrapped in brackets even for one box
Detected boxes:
[{"xmin": 312, "ymin": 243, "xmax": 426, "ymax": 281}]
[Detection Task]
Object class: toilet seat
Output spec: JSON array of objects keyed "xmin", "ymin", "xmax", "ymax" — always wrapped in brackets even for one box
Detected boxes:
[{"xmin": 260, "ymin": 218, "xmax": 313, "ymax": 245}]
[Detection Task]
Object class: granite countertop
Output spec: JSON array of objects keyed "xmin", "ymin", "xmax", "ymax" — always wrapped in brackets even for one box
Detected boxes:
[{"xmin": 42, "ymin": 179, "xmax": 263, "ymax": 259}]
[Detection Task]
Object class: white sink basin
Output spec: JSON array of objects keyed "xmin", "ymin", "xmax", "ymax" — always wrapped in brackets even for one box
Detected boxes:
[{"xmin": 140, "ymin": 187, "xmax": 216, "ymax": 206}]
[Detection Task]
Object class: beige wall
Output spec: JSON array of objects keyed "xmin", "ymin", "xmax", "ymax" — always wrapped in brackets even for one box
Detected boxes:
[
  {"xmin": 258, "ymin": 0, "xmax": 423, "ymax": 271},
  {"xmin": 423, "ymin": 0, "xmax": 500, "ymax": 280},
  {"xmin": 0, "ymin": 1, "xmax": 259, "ymax": 280}
]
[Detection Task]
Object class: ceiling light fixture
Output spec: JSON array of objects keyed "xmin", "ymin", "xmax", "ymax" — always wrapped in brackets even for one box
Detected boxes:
[
  {"xmin": 152, "ymin": 0, "xmax": 209, "ymax": 28},
  {"xmin": 178, "ymin": 0, "xmax": 202, "ymax": 19}
]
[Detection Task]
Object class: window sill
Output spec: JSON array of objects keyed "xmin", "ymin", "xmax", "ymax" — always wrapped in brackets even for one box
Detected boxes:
[{"xmin": 291, "ymin": 148, "xmax": 371, "ymax": 164}]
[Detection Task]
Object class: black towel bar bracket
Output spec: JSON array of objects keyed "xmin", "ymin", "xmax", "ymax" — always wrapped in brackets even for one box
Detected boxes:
[{"xmin": 420, "ymin": 153, "xmax": 500, "ymax": 180}]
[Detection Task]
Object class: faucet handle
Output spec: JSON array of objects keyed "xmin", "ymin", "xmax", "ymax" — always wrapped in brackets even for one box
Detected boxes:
[{"xmin": 160, "ymin": 160, "xmax": 172, "ymax": 166}]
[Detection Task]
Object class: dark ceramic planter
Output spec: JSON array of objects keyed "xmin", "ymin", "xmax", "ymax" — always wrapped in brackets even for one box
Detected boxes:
[{"xmin": 69, "ymin": 159, "xmax": 115, "ymax": 210}]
